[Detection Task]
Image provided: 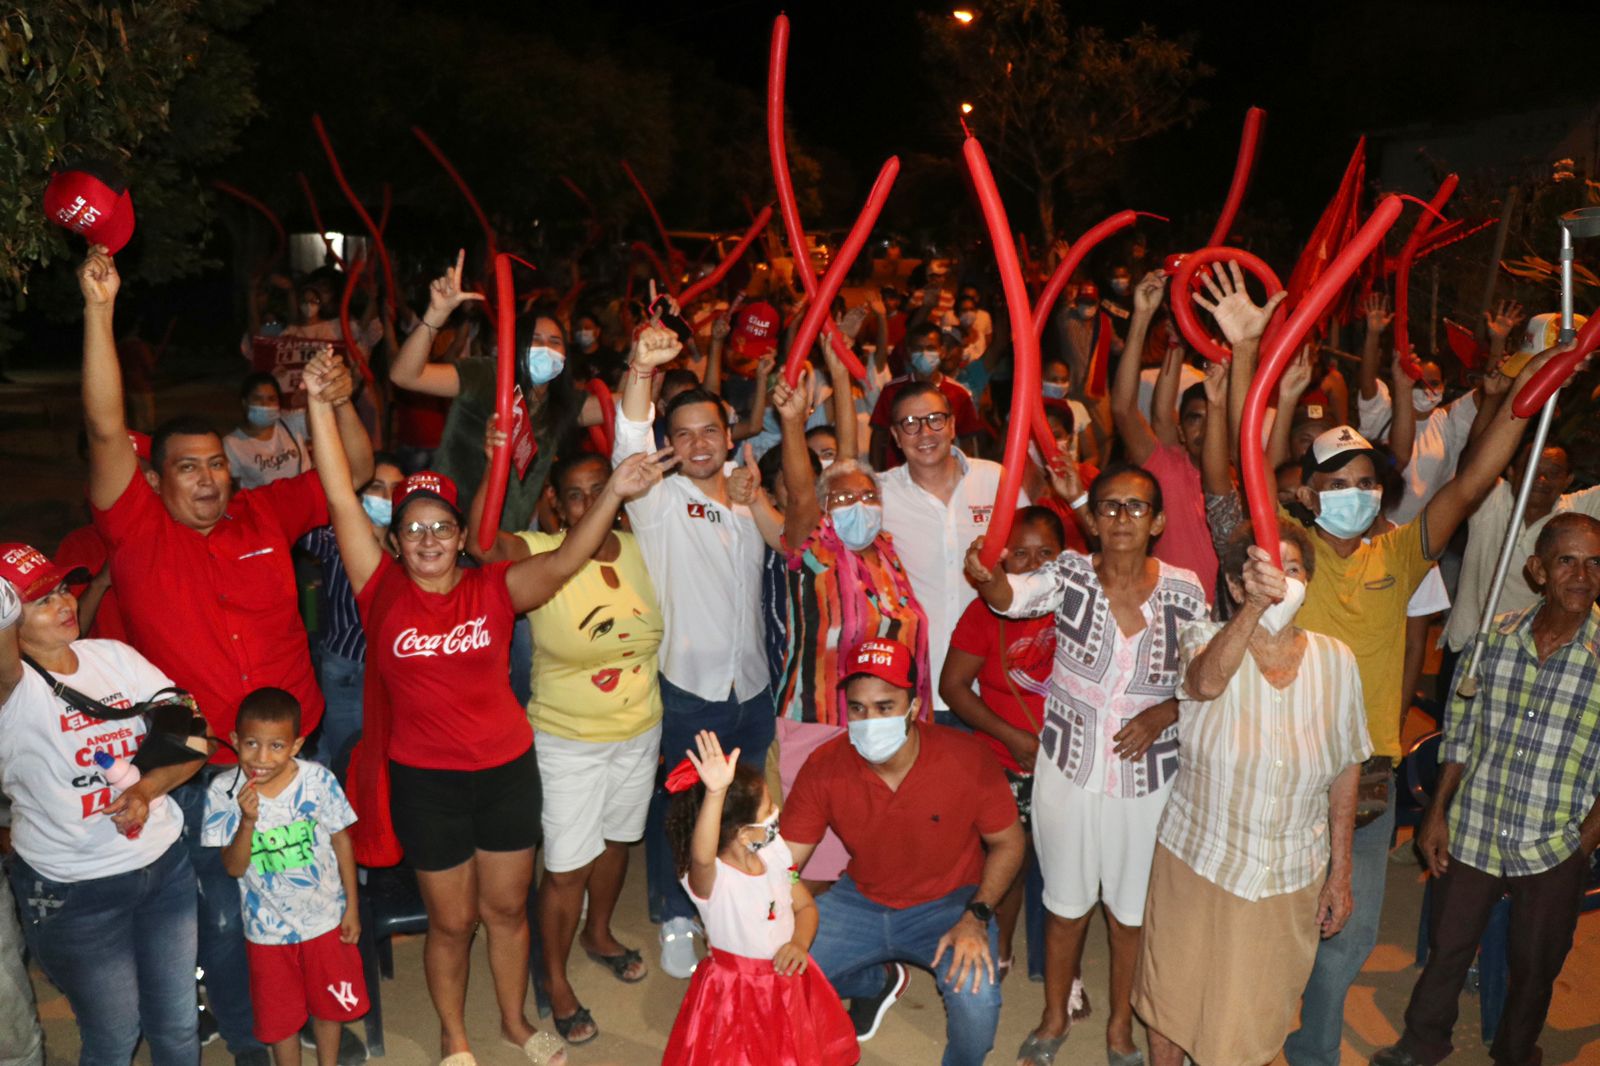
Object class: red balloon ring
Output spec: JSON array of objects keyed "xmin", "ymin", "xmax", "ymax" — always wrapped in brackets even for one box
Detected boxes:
[{"xmin": 1169, "ymin": 247, "xmax": 1285, "ymax": 364}]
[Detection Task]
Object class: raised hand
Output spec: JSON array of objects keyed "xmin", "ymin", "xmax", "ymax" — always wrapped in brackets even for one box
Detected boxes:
[
  {"xmin": 1193, "ymin": 261, "xmax": 1287, "ymax": 346},
  {"xmin": 727, "ymin": 444, "xmax": 761, "ymax": 506},
  {"xmin": 630, "ymin": 322, "xmax": 682, "ymax": 369},
  {"xmin": 78, "ymin": 246, "xmax": 121, "ymax": 307},
  {"xmin": 1482, "ymin": 351, "xmax": 1514, "ymax": 398},
  {"xmin": 710, "ymin": 313, "xmax": 732, "ymax": 343},
  {"xmin": 482, "ymin": 413, "xmax": 508, "ymax": 462},
  {"xmin": 0, "ymin": 579, "xmax": 19, "ymax": 630},
  {"xmin": 1484, "ymin": 299, "xmax": 1525, "ymax": 343},
  {"xmin": 1240, "ymin": 544, "xmax": 1287, "ymax": 612},
  {"xmin": 609, "ymin": 447, "xmax": 678, "ymax": 498},
  {"xmin": 1278, "ymin": 345, "xmax": 1314, "ymax": 403},
  {"xmin": 1201, "ymin": 357, "xmax": 1229, "ymax": 407},
  {"xmin": 236, "ymin": 779, "xmax": 261, "ymax": 823},
  {"xmin": 1131, "ymin": 269, "xmax": 1167, "ymax": 317},
  {"xmin": 426, "ymin": 249, "xmax": 486, "ymax": 321},
  {"xmin": 772, "ymin": 374, "xmax": 810, "ymax": 425},
  {"xmin": 963, "ymin": 536, "xmax": 997, "ymax": 586},
  {"xmin": 1044, "ymin": 439, "xmax": 1082, "ymax": 502},
  {"xmin": 1362, "ymin": 292, "xmax": 1393, "ymax": 333},
  {"xmin": 685, "ymin": 730, "xmax": 739, "ymax": 794}
]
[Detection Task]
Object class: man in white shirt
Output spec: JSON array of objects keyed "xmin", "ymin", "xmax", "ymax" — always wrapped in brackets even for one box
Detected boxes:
[
  {"xmin": 614, "ymin": 323, "xmax": 775, "ymax": 978},
  {"xmin": 879, "ymin": 381, "xmax": 1023, "ymax": 722}
]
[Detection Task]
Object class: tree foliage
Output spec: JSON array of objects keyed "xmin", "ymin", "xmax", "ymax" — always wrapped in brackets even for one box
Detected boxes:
[
  {"xmin": 921, "ymin": 0, "xmax": 1209, "ymax": 240},
  {"xmin": 1, "ymin": 0, "xmax": 264, "ymax": 299}
]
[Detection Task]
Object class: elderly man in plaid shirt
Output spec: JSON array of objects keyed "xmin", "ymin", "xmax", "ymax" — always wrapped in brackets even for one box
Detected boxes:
[{"xmin": 1373, "ymin": 511, "xmax": 1600, "ymax": 1066}]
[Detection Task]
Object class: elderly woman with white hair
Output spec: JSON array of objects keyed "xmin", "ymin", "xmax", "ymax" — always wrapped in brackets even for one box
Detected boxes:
[{"xmin": 750, "ymin": 352, "xmax": 929, "ymax": 884}]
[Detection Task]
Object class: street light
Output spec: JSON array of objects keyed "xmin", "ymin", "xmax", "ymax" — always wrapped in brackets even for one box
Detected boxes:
[
  {"xmin": 960, "ymin": 102, "xmax": 974, "ymax": 114},
  {"xmin": 952, "ymin": 9, "xmax": 975, "ymax": 24}
]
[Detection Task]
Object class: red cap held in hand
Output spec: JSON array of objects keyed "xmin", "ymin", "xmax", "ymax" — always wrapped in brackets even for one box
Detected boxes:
[
  {"xmin": 44, "ymin": 169, "xmax": 136, "ymax": 254},
  {"xmin": 0, "ymin": 544, "xmax": 91, "ymax": 603}
]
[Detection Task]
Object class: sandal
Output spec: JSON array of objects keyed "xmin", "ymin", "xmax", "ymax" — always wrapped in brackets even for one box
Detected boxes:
[
  {"xmin": 503, "ymin": 1031, "xmax": 566, "ymax": 1066},
  {"xmin": 439, "ymin": 1055, "xmax": 477, "ymax": 1066},
  {"xmin": 584, "ymin": 945, "xmax": 648, "ymax": 983},
  {"xmin": 1017, "ymin": 1032, "xmax": 1069, "ymax": 1065},
  {"xmin": 553, "ymin": 1006, "xmax": 598, "ymax": 1046}
]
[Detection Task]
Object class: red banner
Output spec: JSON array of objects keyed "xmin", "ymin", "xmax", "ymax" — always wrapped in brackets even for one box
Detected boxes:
[{"xmin": 249, "ymin": 335, "xmax": 351, "ymax": 408}]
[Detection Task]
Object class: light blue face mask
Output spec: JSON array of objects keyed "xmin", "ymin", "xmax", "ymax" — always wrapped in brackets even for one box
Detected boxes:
[
  {"xmin": 910, "ymin": 349, "xmax": 941, "ymax": 376},
  {"xmin": 246, "ymin": 404, "xmax": 279, "ymax": 429},
  {"xmin": 1041, "ymin": 382, "xmax": 1067, "ymax": 400},
  {"xmin": 830, "ymin": 503, "xmax": 883, "ymax": 552},
  {"xmin": 848, "ymin": 708, "xmax": 914, "ymax": 764},
  {"xmin": 1314, "ymin": 487, "xmax": 1382, "ymax": 539},
  {"xmin": 522, "ymin": 345, "xmax": 565, "ymax": 385},
  {"xmin": 361, "ymin": 494, "xmax": 392, "ymax": 528}
]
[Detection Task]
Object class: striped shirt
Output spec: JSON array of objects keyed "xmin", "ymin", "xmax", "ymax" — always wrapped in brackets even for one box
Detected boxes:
[
  {"xmin": 1003, "ymin": 554, "xmax": 1206, "ymax": 798},
  {"xmin": 1160, "ymin": 622, "xmax": 1372, "ymax": 900},
  {"xmin": 776, "ymin": 520, "xmax": 930, "ymax": 726},
  {"xmin": 301, "ymin": 527, "xmax": 365, "ymax": 663},
  {"xmin": 1442, "ymin": 603, "xmax": 1600, "ymax": 877}
]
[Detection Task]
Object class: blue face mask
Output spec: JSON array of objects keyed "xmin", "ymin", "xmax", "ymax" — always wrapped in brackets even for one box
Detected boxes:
[
  {"xmin": 522, "ymin": 346, "xmax": 565, "ymax": 385},
  {"xmin": 1315, "ymin": 487, "xmax": 1382, "ymax": 539},
  {"xmin": 830, "ymin": 503, "xmax": 883, "ymax": 552},
  {"xmin": 910, "ymin": 349, "xmax": 941, "ymax": 376},
  {"xmin": 847, "ymin": 708, "xmax": 913, "ymax": 764},
  {"xmin": 246, "ymin": 404, "xmax": 279, "ymax": 429},
  {"xmin": 1041, "ymin": 382, "xmax": 1067, "ymax": 400},
  {"xmin": 361, "ymin": 494, "xmax": 392, "ymax": 528}
]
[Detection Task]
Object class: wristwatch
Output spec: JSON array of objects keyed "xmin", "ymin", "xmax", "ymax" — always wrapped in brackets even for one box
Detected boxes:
[{"xmin": 965, "ymin": 900, "xmax": 995, "ymax": 924}]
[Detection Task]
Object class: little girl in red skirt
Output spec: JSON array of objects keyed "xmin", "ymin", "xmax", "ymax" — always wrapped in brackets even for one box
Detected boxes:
[{"xmin": 661, "ymin": 730, "xmax": 858, "ymax": 1066}]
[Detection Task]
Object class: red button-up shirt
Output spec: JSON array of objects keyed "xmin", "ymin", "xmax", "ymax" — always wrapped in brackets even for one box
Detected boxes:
[{"xmin": 92, "ymin": 472, "xmax": 329, "ymax": 762}]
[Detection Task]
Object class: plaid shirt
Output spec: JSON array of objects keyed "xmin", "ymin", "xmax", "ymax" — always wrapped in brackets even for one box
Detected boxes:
[{"xmin": 1443, "ymin": 603, "xmax": 1600, "ymax": 876}]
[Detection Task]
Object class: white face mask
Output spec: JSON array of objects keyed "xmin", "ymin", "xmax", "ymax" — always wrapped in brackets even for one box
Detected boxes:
[
  {"xmin": 1413, "ymin": 385, "xmax": 1443, "ymax": 414},
  {"xmin": 745, "ymin": 810, "xmax": 780, "ymax": 852},
  {"xmin": 847, "ymin": 707, "xmax": 914, "ymax": 764},
  {"xmin": 1256, "ymin": 576, "xmax": 1307, "ymax": 635}
]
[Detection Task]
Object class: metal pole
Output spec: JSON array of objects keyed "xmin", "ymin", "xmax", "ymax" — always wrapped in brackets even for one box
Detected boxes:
[{"xmin": 1456, "ymin": 221, "xmax": 1579, "ymax": 698}]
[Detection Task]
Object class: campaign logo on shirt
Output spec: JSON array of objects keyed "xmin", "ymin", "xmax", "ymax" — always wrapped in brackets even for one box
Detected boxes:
[
  {"xmin": 685, "ymin": 502, "xmax": 724, "ymax": 524},
  {"xmin": 393, "ymin": 616, "xmax": 492, "ymax": 658},
  {"xmin": 968, "ymin": 504, "xmax": 993, "ymax": 525}
]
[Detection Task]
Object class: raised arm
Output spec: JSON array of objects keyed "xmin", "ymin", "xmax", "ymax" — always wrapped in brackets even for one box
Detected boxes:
[
  {"xmin": 504, "ymin": 448, "xmax": 676, "ymax": 613},
  {"xmin": 1466, "ymin": 352, "xmax": 1514, "ymax": 450},
  {"xmin": 730, "ymin": 354, "xmax": 775, "ymax": 443},
  {"xmin": 684, "ymin": 731, "xmax": 738, "ymax": 901},
  {"xmin": 1148, "ymin": 343, "xmax": 1186, "ymax": 447},
  {"xmin": 1386, "ymin": 352, "xmax": 1418, "ymax": 473},
  {"xmin": 1267, "ymin": 348, "xmax": 1313, "ymax": 471},
  {"xmin": 1191, "ymin": 260, "xmax": 1288, "ymax": 456},
  {"xmin": 620, "ymin": 324, "xmax": 682, "ymax": 426},
  {"xmin": 387, "ymin": 249, "xmax": 479, "ymax": 398},
  {"xmin": 824, "ymin": 336, "xmax": 859, "ymax": 461},
  {"xmin": 78, "ymin": 248, "xmax": 138, "ymax": 510},
  {"xmin": 0, "ymin": 582, "xmax": 21, "ymax": 707},
  {"xmin": 703, "ymin": 312, "xmax": 728, "ymax": 395},
  {"xmin": 1111, "ymin": 270, "xmax": 1166, "ymax": 464},
  {"xmin": 1199, "ymin": 360, "xmax": 1233, "ymax": 496},
  {"xmin": 1183, "ymin": 547, "xmax": 1280, "ymax": 700},
  {"xmin": 305, "ymin": 353, "xmax": 385, "ymax": 594},
  {"xmin": 774, "ymin": 375, "xmax": 821, "ymax": 548},
  {"xmin": 1357, "ymin": 293, "xmax": 1392, "ymax": 401},
  {"xmin": 465, "ymin": 416, "xmax": 536, "ymax": 564}
]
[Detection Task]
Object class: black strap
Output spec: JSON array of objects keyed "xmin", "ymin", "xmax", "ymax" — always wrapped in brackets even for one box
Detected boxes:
[{"xmin": 20, "ymin": 654, "xmax": 186, "ymax": 723}]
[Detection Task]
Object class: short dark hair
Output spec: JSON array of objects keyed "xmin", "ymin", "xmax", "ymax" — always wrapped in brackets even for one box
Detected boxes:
[
  {"xmin": 1534, "ymin": 512, "xmax": 1600, "ymax": 557},
  {"xmin": 236, "ymin": 686, "xmax": 302, "ymax": 736},
  {"xmin": 238, "ymin": 372, "xmax": 283, "ymax": 402},
  {"xmin": 1090, "ymin": 462, "xmax": 1164, "ymax": 516},
  {"xmin": 1015, "ymin": 504, "xmax": 1066, "ymax": 547},
  {"xmin": 370, "ymin": 450, "xmax": 404, "ymax": 475},
  {"xmin": 659, "ymin": 368, "xmax": 700, "ymax": 397},
  {"xmin": 1179, "ymin": 381, "xmax": 1207, "ymax": 415},
  {"xmin": 888, "ymin": 380, "xmax": 951, "ymax": 422},
  {"xmin": 905, "ymin": 323, "xmax": 941, "ymax": 349},
  {"xmin": 805, "ymin": 425, "xmax": 838, "ymax": 445},
  {"xmin": 663, "ymin": 387, "xmax": 726, "ymax": 431},
  {"xmin": 550, "ymin": 452, "xmax": 610, "ymax": 495},
  {"xmin": 151, "ymin": 415, "xmax": 222, "ymax": 470}
]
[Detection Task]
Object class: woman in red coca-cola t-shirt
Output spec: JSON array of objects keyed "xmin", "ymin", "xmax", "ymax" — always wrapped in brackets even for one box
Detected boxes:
[{"xmin": 303, "ymin": 350, "xmax": 673, "ymax": 1065}]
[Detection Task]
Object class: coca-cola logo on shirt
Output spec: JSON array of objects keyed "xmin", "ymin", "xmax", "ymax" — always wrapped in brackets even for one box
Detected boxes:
[{"xmin": 393, "ymin": 616, "xmax": 492, "ymax": 658}]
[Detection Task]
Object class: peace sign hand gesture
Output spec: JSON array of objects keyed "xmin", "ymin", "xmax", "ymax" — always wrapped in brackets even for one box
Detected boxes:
[{"xmin": 426, "ymin": 249, "xmax": 485, "ymax": 321}]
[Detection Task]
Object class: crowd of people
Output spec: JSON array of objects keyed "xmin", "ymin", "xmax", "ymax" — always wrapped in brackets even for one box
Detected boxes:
[{"xmin": 0, "ymin": 220, "xmax": 1597, "ymax": 1066}]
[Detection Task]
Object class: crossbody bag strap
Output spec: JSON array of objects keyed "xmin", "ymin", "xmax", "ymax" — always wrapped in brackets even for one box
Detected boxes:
[
  {"xmin": 19, "ymin": 653, "xmax": 137, "ymax": 721},
  {"xmin": 996, "ymin": 618, "xmax": 1043, "ymax": 735}
]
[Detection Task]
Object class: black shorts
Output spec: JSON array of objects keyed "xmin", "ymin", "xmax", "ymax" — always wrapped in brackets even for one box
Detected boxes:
[{"xmin": 388, "ymin": 746, "xmax": 541, "ymax": 871}]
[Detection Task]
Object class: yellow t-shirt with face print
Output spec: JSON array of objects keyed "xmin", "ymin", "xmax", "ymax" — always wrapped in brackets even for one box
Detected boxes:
[{"xmin": 515, "ymin": 530, "xmax": 664, "ymax": 742}]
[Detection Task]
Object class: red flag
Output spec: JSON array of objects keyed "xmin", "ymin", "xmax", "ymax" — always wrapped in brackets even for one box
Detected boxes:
[
  {"xmin": 1443, "ymin": 318, "xmax": 1485, "ymax": 370},
  {"xmin": 1287, "ymin": 138, "xmax": 1366, "ymax": 307}
]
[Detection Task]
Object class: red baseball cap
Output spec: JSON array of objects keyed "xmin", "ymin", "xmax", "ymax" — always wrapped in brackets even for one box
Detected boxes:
[
  {"xmin": 1074, "ymin": 281, "xmax": 1100, "ymax": 304},
  {"xmin": 391, "ymin": 471, "xmax": 461, "ymax": 524},
  {"xmin": 0, "ymin": 544, "xmax": 92, "ymax": 603},
  {"xmin": 731, "ymin": 300, "xmax": 780, "ymax": 360},
  {"xmin": 44, "ymin": 169, "xmax": 136, "ymax": 255},
  {"xmin": 839, "ymin": 639, "xmax": 916, "ymax": 690}
]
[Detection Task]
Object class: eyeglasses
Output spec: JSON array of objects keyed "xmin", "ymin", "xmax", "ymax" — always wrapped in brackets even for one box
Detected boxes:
[
  {"xmin": 398, "ymin": 519, "xmax": 460, "ymax": 542},
  {"xmin": 892, "ymin": 412, "xmax": 950, "ymax": 435},
  {"xmin": 1093, "ymin": 498, "xmax": 1154, "ymax": 519},
  {"xmin": 826, "ymin": 489, "xmax": 880, "ymax": 507}
]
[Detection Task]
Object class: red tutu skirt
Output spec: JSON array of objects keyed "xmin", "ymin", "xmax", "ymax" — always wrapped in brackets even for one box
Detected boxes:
[{"xmin": 661, "ymin": 948, "xmax": 860, "ymax": 1065}]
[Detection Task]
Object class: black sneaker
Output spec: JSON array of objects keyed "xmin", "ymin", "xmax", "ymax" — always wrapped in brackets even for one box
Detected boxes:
[
  {"xmin": 197, "ymin": 1003, "xmax": 220, "ymax": 1047},
  {"xmin": 300, "ymin": 1023, "xmax": 369, "ymax": 1065},
  {"xmin": 847, "ymin": 962, "xmax": 910, "ymax": 1043},
  {"xmin": 1369, "ymin": 1047, "xmax": 1423, "ymax": 1066},
  {"xmin": 233, "ymin": 1049, "xmax": 271, "ymax": 1066}
]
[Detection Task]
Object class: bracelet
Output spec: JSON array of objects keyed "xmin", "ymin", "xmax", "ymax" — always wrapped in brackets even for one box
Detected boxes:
[
  {"xmin": 629, "ymin": 364, "xmax": 656, "ymax": 380},
  {"xmin": 1070, "ymin": 492, "xmax": 1090, "ymax": 510},
  {"xmin": 419, "ymin": 319, "xmax": 443, "ymax": 334}
]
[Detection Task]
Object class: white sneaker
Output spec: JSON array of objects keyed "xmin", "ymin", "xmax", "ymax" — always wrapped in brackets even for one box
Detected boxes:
[{"xmin": 659, "ymin": 916, "xmax": 702, "ymax": 979}]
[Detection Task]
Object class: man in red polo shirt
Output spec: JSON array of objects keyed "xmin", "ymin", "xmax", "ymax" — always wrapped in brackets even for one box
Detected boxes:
[
  {"xmin": 77, "ymin": 247, "xmax": 374, "ymax": 1066},
  {"xmin": 781, "ymin": 639, "xmax": 1023, "ymax": 1066}
]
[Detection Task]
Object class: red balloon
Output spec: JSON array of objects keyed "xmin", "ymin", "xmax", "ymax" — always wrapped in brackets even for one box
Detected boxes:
[
  {"xmin": 313, "ymin": 115, "xmax": 397, "ymax": 328},
  {"xmin": 1208, "ymin": 107, "xmax": 1266, "ymax": 247},
  {"xmin": 963, "ymin": 136, "xmax": 1040, "ymax": 570},
  {"xmin": 584, "ymin": 376, "xmax": 616, "ymax": 457},
  {"xmin": 767, "ymin": 14, "xmax": 868, "ymax": 382},
  {"xmin": 1240, "ymin": 195, "xmax": 1404, "ymax": 566},
  {"xmin": 211, "ymin": 180, "xmax": 285, "ymax": 279},
  {"xmin": 678, "ymin": 204, "xmax": 774, "ymax": 308},
  {"xmin": 1169, "ymin": 248, "xmax": 1286, "ymax": 364},
  {"xmin": 1029, "ymin": 211, "xmax": 1143, "ymax": 343},
  {"xmin": 784, "ymin": 159, "xmax": 900, "ymax": 387},
  {"xmin": 413, "ymin": 126, "xmax": 500, "ymax": 319},
  {"xmin": 1392, "ymin": 174, "xmax": 1459, "ymax": 380},
  {"xmin": 337, "ymin": 255, "xmax": 376, "ymax": 394},
  {"xmin": 1511, "ymin": 311, "xmax": 1600, "ymax": 418},
  {"xmin": 478, "ymin": 253, "xmax": 518, "ymax": 555}
]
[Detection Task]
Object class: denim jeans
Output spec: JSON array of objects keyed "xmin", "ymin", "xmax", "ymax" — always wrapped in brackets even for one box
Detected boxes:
[
  {"xmin": 0, "ymin": 872, "xmax": 43, "ymax": 1066},
  {"xmin": 644, "ymin": 676, "xmax": 775, "ymax": 924},
  {"xmin": 810, "ymin": 876, "xmax": 1002, "ymax": 1066},
  {"xmin": 311, "ymin": 648, "xmax": 365, "ymax": 771},
  {"xmin": 7, "ymin": 841, "xmax": 198, "ymax": 1066},
  {"xmin": 172, "ymin": 773, "xmax": 263, "ymax": 1055},
  {"xmin": 510, "ymin": 616, "xmax": 533, "ymax": 709},
  {"xmin": 1283, "ymin": 793, "xmax": 1396, "ymax": 1066}
]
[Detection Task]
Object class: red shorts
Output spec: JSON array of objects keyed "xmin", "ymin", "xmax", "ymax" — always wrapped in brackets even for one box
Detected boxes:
[{"xmin": 246, "ymin": 928, "xmax": 369, "ymax": 1043}]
